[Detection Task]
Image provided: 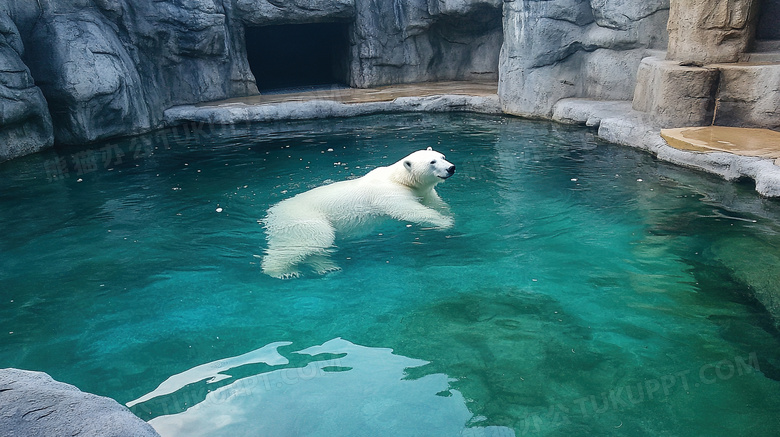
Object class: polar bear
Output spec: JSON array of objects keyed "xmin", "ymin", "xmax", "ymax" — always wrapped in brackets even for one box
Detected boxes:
[{"xmin": 261, "ymin": 147, "xmax": 456, "ymax": 278}]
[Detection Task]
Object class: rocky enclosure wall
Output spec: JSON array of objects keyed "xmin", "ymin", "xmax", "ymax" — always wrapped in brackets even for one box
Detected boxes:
[
  {"xmin": 0, "ymin": 0, "xmax": 503, "ymax": 161},
  {"xmin": 0, "ymin": 0, "xmax": 778, "ymax": 162}
]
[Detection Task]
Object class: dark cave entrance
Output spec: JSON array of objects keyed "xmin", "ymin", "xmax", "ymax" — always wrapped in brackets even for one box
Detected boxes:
[
  {"xmin": 757, "ymin": 0, "xmax": 780, "ymax": 40},
  {"xmin": 245, "ymin": 23, "xmax": 351, "ymax": 92}
]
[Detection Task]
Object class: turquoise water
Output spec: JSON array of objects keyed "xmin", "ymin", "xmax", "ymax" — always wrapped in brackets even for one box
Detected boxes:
[{"xmin": 1, "ymin": 113, "xmax": 780, "ymax": 436}]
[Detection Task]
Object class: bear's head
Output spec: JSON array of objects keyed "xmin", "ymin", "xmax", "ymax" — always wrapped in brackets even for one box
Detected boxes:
[{"xmin": 400, "ymin": 147, "xmax": 456, "ymax": 188}]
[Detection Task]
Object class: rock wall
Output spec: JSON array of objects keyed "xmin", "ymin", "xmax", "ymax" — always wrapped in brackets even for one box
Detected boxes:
[
  {"xmin": 25, "ymin": 8, "xmax": 153, "ymax": 144},
  {"xmin": 666, "ymin": 0, "xmax": 758, "ymax": 64},
  {"xmin": 498, "ymin": 0, "xmax": 670, "ymax": 118},
  {"xmin": 0, "ymin": 0, "xmax": 505, "ymax": 161},
  {"xmin": 0, "ymin": 10, "xmax": 53, "ymax": 161},
  {"xmin": 350, "ymin": 0, "xmax": 503, "ymax": 87}
]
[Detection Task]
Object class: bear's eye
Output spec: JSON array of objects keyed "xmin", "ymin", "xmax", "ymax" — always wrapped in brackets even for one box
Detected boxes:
[{"xmin": 430, "ymin": 160, "xmax": 436, "ymax": 164}]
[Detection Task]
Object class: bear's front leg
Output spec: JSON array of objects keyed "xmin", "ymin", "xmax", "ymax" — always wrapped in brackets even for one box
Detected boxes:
[{"xmin": 387, "ymin": 202, "xmax": 454, "ymax": 229}]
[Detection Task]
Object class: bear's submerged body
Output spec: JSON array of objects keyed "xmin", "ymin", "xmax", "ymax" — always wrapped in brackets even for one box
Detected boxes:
[{"xmin": 261, "ymin": 148, "xmax": 456, "ymax": 279}]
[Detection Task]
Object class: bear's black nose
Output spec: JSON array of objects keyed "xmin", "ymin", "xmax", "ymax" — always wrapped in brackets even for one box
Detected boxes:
[{"xmin": 447, "ymin": 165, "xmax": 456, "ymax": 174}]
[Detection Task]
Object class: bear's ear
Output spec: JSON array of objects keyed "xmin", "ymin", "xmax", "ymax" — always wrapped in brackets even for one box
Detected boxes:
[
  {"xmin": 426, "ymin": 147, "xmax": 432, "ymax": 151},
  {"xmin": 404, "ymin": 160, "xmax": 412, "ymax": 171}
]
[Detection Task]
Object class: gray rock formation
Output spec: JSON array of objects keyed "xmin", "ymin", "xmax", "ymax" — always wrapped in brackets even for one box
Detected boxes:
[
  {"xmin": 0, "ymin": 11, "xmax": 53, "ymax": 161},
  {"xmin": 350, "ymin": 0, "xmax": 503, "ymax": 87},
  {"xmin": 25, "ymin": 8, "xmax": 153, "ymax": 145},
  {"xmin": 235, "ymin": 0, "xmax": 354, "ymax": 25},
  {"xmin": 498, "ymin": 0, "xmax": 670, "ymax": 118},
  {"xmin": 20, "ymin": 0, "xmax": 255, "ymax": 146},
  {"xmin": 0, "ymin": 0, "xmax": 503, "ymax": 160},
  {"xmin": 0, "ymin": 368, "xmax": 160, "ymax": 437}
]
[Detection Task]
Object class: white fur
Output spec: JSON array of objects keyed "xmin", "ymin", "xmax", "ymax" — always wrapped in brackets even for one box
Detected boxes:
[{"xmin": 262, "ymin": 147, "xmax": 455, "ymax": 278}]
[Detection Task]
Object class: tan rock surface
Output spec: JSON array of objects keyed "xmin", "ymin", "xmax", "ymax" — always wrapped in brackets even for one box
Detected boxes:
[{"xmin": 667, "ymin": 0, "xmax": 759, "ymax": 64}]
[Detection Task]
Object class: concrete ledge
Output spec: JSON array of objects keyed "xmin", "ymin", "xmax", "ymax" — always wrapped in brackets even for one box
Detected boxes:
[
  {"xmin": 170, "ymin": 93, "xmax": 780, "ymax": 198},
  {"xmin": 164, "ymin": 94, "xmax": 503, "ymax": 126},
  {"xmin": 553, "ymin": 98, "xmax": 780, "ymax": 198}
]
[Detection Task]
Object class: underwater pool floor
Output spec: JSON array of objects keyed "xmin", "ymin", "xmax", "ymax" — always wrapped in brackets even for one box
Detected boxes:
[{"xmin": 1, "ymin": 113, "xmax": 780, "ymax": 436}]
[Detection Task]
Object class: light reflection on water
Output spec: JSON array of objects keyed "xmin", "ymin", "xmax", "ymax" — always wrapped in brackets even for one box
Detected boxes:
[{"xmin": 133, "ymin": 338, "xmax": 513, "ymax": 437}]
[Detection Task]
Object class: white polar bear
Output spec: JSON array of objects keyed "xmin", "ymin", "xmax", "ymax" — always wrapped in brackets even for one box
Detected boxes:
[{"xmin": 261, "ymin": 147, "xmax": 456, "ymax": 278}]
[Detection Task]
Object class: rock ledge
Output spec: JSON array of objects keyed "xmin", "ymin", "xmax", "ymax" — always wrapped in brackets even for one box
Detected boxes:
[{"xmin": 552, "ymin": 98, "xmax": 780, "ymax": 198}]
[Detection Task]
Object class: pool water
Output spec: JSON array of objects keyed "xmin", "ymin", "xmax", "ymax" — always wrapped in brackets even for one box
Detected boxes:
[{"xmin": 1, "ymin": 113, "xmax": 780, "ymax": 436}]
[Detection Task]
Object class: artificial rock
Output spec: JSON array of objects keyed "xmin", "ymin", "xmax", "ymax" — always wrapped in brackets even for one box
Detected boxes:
[
  {"xmin": 0, "ymin": 0, "xmax": 506, "ymax": 160},
  {"xmin": 712, "ymin": 62, "xmax": 780, "ymax": 130},
  {"xmin": 632, "ymin": 56, "xmax": 719, "ymax": 128},
  {"xmin": 498, "ymin": 0, "xmax": 670, "ymax": 118},
  {"xmin": 666, "ymin": 0, "xmax": 759, "ymax": 64},
  {"xmin": 0, "ymin": 368, "xmax": 160, "ymax": 437},
  {"xmin": 0, "ymin": 11, "xmax": 53, "ymax": 161}
]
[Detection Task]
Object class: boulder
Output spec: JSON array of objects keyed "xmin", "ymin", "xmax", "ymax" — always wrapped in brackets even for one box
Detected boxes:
[
  {"xmin": 0, "ymin": 12, "xmax": 53, "ymax": 162},
  {"xmin": 666, "ymin": 0, "xmax": 759, "ymax": 64},
  {"xmin": 0, "ymin": 368, "xmax": 160, "ymax": 437},
  {"xmin": 712, "ymin": 62, "xmax": 780, "ymax": 130},
  {"xmin": 632, "ymin": 56, "xmax": 718, "ymax": 128}
]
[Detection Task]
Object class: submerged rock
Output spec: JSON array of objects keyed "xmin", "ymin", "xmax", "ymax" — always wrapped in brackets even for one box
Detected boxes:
[{"xmin": 0, "ymin": 368, "xmax": 160, "ymax": 437}]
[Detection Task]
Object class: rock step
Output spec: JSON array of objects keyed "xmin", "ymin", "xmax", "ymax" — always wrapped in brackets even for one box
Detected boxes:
[{"xmin": 660, "ymin": 126, "xmax": 780, "ymax": 166}]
